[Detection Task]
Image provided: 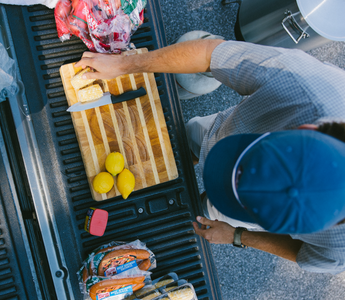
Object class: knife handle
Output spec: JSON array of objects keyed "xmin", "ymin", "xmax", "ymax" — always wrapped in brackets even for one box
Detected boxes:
[{"xmin": 110, "ymin": 87, "xmax": 147, "ymax": 104}]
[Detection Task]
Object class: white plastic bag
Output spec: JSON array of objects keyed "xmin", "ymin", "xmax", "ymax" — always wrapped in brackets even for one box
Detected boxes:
[
  {"xmin": 0, "ymin": 0, "xmax": 58, "ymax": 9},
  {"xmin": 0, "ymin": 43, "xmax": 18, "ymax": 102}
]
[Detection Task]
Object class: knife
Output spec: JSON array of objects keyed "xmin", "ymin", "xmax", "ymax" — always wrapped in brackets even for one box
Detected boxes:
[{"xmin": 67, "ymin": 87, "xmax": 147, "ymax": 112}]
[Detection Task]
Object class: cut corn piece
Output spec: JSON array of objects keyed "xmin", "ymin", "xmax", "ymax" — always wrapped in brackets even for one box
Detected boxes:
[
  {"xmin": 155, "ymin": 279, "xmax": 174, "ymax": 289},
  {"xmin": 164, "ymin": 285, "xmax": 178, "ymax": 292},
  {"xmin": 71, "ymin": 67, "xmax": 96, "ymax": 90},
  {"xmin": 167, "ymin": 287, "xmax": 194, "ymax": 300},
  {"xmin": 135, "ymin": 286, "xmax": 155, "ymax": 297},
  {"xmin": 77, "ymin": 84, "xmax": 103, "ymax": 103},
  {"xmin": 142, "ymin": 291, "xmax": 161, "ymax": 300}
]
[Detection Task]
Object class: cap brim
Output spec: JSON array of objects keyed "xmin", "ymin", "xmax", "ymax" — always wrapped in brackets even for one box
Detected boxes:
[{"xmin": 203, "ymin": 134, "xmax": 261, "ymax": 223}]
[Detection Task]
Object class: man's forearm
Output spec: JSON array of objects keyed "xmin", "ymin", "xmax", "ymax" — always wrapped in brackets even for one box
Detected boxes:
[
  {"xmin": 193, "ymin": 217, "xmax": 303, "ymax": 263},
  {"xmin": 124, "ymin": 39, "xmax": 224, "ymax": 75},
  {"xmin": 241, "ymin": 231, "xmax": 303, "ymax": 262},
  {"xmin": 75, "ymin": 39, "xmax": 225, "ymax": 80}
]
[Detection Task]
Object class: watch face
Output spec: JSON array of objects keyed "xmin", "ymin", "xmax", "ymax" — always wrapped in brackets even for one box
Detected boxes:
[
  {"xmin": 233, "ymin": 242, "xmax": 246, "ymax": 248},
  {"xmin": 234, "ymin": 243, "xmax": 247, "ymax": 248}
]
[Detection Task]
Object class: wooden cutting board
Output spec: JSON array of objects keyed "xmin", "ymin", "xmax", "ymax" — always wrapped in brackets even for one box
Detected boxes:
[{"xmin": 60, "ymin": 48, "xmax": 178, "ymax": 201}]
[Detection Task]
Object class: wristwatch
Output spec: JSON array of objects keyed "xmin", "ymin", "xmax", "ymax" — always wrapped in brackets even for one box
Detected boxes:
[{"xmin": 233, "ymin": 227, "xmax": 248, "ymax": 248}]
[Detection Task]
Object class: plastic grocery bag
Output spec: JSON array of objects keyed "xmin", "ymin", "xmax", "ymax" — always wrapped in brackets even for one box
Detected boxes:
[
  {"xmin": 54, "ymin": 0, "xmax": 146, "ymax": 53},
  {"xmin": 0, "ymin": 42, "xmax": 18, "ymax": 103}
]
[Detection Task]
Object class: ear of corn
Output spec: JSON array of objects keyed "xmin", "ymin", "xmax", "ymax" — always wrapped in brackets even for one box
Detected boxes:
[
  {"xmin": 142, "ymin": 291, "xmax": 161, "ymax": 300},
  {"xmin": 167, "ymin": 287, "xmax": 194, "ymax": 300}
]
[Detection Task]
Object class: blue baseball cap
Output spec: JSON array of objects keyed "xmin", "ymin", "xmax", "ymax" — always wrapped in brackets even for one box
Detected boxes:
[{"xmin": 203, "ymin": 130, "xmax": 345, "ymax": 234}]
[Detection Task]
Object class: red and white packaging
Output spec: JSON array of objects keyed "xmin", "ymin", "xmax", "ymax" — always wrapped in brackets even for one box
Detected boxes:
[{"xmin": 54, "ymin": 0, "xmax": 145, "ymax": 53}]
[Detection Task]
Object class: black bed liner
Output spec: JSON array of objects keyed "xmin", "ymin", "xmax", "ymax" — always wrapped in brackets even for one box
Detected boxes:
[
  {"xmin": 0, "ymin": 99, "xmax": 55, "ymax": 300},
  {"xmin": 1, "ymin": 2, "xmax": 222, "ymax": 299}
]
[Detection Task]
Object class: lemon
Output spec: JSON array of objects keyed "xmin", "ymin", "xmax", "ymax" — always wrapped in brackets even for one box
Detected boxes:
[
  {"xmin": 105, "ymin": 152, "xmax": 125, "ymax": 176},
  {"xmin": 93, "ymin": 172, "xmax": 114, "ymax": 194},
  {"xmin": 117, "ymin": 168, "xmax": 135, "ymax": 199}
]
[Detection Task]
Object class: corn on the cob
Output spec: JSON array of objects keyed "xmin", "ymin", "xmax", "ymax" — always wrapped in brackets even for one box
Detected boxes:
[
  {"xmin": 142, "ymin": 291, "xmax": 161, "ymax": 300},
  {"xmin": 155, "ymin": 279, "xmax": 174, "ymax": 288},
  {"xmin": 77, "ymin": 84, "xmax": 103, "ymax": 103},
  {"xmin": 135, "ymin": 286, "xmax": 155, "ymax": 297},
  {"xmin": 164, "ymin": 285, "xmax": 178, "ymax": 292},
  {"xmin": 167, "ymin": 287, "xmax": 194, "ymax": 300},
  {"xmin": 71, "ymin": 67, "xmax": 96, "ymax": 90}
]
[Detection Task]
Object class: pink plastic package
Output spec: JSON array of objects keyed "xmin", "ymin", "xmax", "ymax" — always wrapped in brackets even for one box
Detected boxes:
[{"xmin": 54, "ymin": 0, "xmax": 146, "ymax": 53}]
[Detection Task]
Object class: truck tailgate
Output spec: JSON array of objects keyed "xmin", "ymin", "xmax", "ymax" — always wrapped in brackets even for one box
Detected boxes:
[{"xmin": 1, "ymin": 2, "xmax": 222, "ymax": 299}]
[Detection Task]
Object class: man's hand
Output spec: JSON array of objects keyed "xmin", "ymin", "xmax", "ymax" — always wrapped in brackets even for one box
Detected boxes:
[
  {"xmin": 74, "ymin": 52, "xmax": 125, "ymax": 80},
  {"xmin": 193, "ymin": 216, "xmax": 235, "ymax": 244}
]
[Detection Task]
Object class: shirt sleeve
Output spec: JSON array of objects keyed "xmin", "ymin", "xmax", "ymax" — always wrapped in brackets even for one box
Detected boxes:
[
  {"xmin": 295, "ymin": 243, "xmax": 345, "ymax": 275},
  {"xmin": 210, "ymin": 41, "xmax": 307, "ymax": 96},
  {"xmin": 291, "ymin": 228, "xmax": 345, "ymax": 275}
]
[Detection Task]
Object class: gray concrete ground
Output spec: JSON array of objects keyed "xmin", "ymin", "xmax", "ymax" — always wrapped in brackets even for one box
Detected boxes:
[{"xmin": 158, "ymin": 0, "xmax": 345, "ymax": 299}]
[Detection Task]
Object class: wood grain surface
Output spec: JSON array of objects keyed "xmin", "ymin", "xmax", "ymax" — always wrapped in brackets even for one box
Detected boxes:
[{"xmin": 60, "ymin": 48, "xmax": 178, "ymax": 201}]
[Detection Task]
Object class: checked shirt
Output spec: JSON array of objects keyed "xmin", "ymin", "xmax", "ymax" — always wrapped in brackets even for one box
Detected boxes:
[{"xmin": 200, "ymin": 41, "xmax": 345, "ymax": 274}]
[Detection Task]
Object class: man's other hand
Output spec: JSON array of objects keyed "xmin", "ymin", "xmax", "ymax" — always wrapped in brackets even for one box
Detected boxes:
[
  {"xmin": 193, "ymin": 216, "xmax": 235, "ymax": 244},
  {"xmin": 74, "ymin": 52, "xmax": 124, "ymax": 80}
]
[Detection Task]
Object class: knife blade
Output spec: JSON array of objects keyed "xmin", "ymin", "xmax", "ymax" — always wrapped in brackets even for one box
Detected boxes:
[{"xmin": 67, "ymin": 87, "xmax": 147, "ymax": 112}]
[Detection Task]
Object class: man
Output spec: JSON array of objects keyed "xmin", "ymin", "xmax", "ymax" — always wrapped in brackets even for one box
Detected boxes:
[{"xmin": 75, "ymin": 39, "xmax": 345, "ymax": 274}]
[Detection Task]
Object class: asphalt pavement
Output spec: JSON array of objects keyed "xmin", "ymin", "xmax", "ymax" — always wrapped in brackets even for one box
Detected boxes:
[{"xmin": 158, "ymin": 0, "xmax": 345, "ymax": 299}]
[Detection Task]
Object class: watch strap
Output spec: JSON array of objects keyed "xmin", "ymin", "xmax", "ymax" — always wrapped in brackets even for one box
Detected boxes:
[{"xmin": 233, "ymin": 227, "xmax": 248, "ymax": 248}]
